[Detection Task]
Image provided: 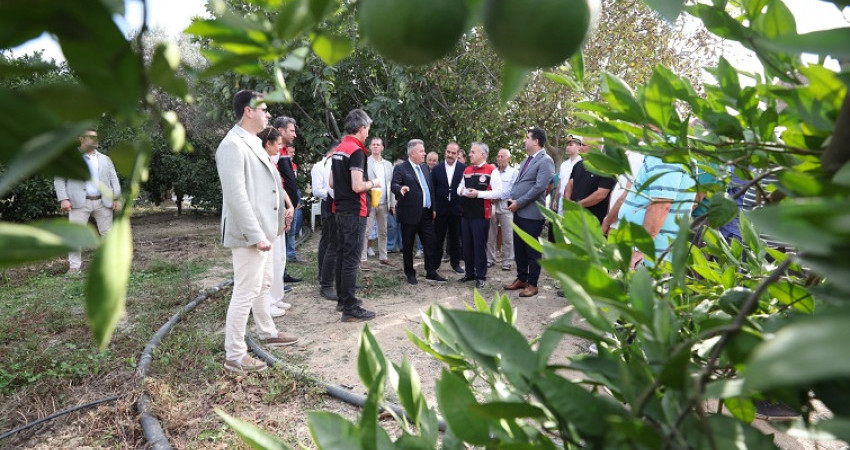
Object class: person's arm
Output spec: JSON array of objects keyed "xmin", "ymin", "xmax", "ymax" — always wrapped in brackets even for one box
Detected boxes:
[
  {"xmin": 468, "ymin": 168, "xmax": 502, "ymax": 199},
  {"xmin": 602, "ymin": 181, "xmax": 631, "ymax": 235},
  {"xmin": 282, "ymin": 189, "xmax": 294, "ymax": 232},
  {"xmin": 629, "ymin": 198, "xmax": 672, "ymax": 269},
  {"xmin": 54, "ymin": 177, "xmax": 72, "ymax": 212},
  {"xmin": 563, "ymin": 179, "xmax": 574, "ymax": 204},
  {"xmin": 105, "ymin": 157, "xmax": 121, "ymax": 210},
  {"xmin": 578, "ymin": 187, "xmax": 612, "ymax": 208},
  {"xmin": 512, "ymin": 156, "xmax": 555, "ymax": 210},
  {"xmin": 391, "ymin": 165, "xmax": 410, "ymax": 196},
  {"xmin": 311, "ymin": 164, "xmax": 328, "ymax": 199},
  {"xmin": 456, "ymin": 176, "xmax": 466, "ymax": 196}
]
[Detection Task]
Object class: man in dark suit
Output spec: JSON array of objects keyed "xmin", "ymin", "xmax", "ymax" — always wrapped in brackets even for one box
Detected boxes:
[
  {"xmin": 504, "ymin": 127, "xmax": 556, "ymax": 297},
  {"xmin": 432, "ymin": 142, "xmax": 466, "ymax": 274},
  {"xmin": 391, "ymin": 139, "xmax": 447, "ymax": 285}
]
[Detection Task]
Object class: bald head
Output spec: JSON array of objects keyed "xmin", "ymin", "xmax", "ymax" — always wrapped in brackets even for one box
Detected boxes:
[
  {"xmin": 426, "ymin": 151, "xmax": 439, "ymax": 169},
  {"xmin": 496, "ymin": 148, "xmax": 511, "ymax": 170}
]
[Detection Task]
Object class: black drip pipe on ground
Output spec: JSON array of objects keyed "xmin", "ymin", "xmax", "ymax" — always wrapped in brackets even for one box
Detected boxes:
[
  {"xmin": 0, "ymin": 395, "xmax": 123, "ymax": 441},
  {"xmin": 246, "ymin": 335, "xmax": 448, "ymax": 432},
  {"xmin": 136, "ymin": 279, "xmax": 234, "ymax": 450}
]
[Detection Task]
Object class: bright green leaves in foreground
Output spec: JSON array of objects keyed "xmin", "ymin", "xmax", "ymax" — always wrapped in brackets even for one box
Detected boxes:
[
  {"xmin": 0, "ymin": 220, "xmax": 98, "ymax": 268},
  {"xmin": 85, "ymin": 216, "xmax": 132, "ymax": 350}
]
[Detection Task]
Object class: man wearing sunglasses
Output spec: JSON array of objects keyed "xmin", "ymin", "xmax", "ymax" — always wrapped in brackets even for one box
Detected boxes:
[{"xmin": 54, "ymin": 128, "xmax": 121, "ymax": 274}]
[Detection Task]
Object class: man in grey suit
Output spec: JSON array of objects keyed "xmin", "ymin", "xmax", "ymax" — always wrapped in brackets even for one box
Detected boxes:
[
  {"xmin": 504, "ymin": 128, "xmax": 555, "ymax": 297},
  {"xmin": 216, "ymin": 90, "xmax": 299, "ymax": 373},
  {"xmin": 54, "ymin": 128, "xmax": 121, "ymax": 274}
]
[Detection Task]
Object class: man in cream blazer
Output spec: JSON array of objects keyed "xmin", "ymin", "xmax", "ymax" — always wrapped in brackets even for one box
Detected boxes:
[
  {"xmin": 54, "ymin": 128, "xmax": 121, "ymax": 273},
  {"xmin": 361, "ymin": 137, "xmax": 397, "ymax": 266},
  {"xmin": 216, "ymin": 90, "xmax": 299, "ymax": 373}
]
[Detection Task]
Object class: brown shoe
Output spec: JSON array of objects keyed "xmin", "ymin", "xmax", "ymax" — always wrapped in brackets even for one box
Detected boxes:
[
  {"xmin": 224, "ymin": 355, "xmax": 267, "ymax": 373},
  {"xmin": 360, "ymin": 261, "xmax": 371, "ymax": 271},
  {"xmin": 263, "ymin": 332, "xmax": 299, "ymax": 347},
  {"xmin": 518, "ymin": 285, "xmax": 539, "ymax": 297},
  {"xmin": 379, "ymin": 259, "xmax": 394, "ymax": 267},
  {"xmin": 504, "ymin": 279, "xmax": 527, "ymax": 290}
]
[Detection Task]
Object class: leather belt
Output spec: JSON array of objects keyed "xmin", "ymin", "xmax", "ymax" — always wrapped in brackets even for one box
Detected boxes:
[{"xmin": 86, "ymin": 195, "xmax": 102, "ymax": 200}]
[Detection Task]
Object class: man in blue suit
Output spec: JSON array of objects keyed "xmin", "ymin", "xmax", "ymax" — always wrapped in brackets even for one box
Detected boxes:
[
  {"xmin": 432, "ymin": 142, "xmax": 466, "ymax": 274},
  {"xmin": 504, "ymin": 128, "xmax": 556, "ymax": 297},
  {"xmin": 391, "ymin": 139, "xmax": 447, "ymax": 285}
]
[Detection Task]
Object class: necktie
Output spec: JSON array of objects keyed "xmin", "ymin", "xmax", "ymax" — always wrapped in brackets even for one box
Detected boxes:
[
  {"xmin": 415, "ymin": 164, "xmax": 431, "ymax": 208},
  {"xmin": 519, "ymin": 156, "xmax": 532, "ymax": 176}
]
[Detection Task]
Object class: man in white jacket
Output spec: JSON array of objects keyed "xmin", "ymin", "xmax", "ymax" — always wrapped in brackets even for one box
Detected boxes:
[
  {"xmin": 54, "ymin": 128, "xmax": 121, "ymax": 273},
  {"xmin": 216, "ymin": 90, "xmax": 299, "ymax": 373}
]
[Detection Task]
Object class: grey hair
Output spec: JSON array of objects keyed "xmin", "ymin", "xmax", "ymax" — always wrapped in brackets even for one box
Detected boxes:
[
  {"xmin": 407, "ymin": 139, "xmax": 424, "ymax": 154},
  {"xmin": 343, "ymin": 109, "xmax": 372, "ymax": 135},
  {"xmin": 273, "ymin": 116, "xmax": 296, "ymax": 130},
  {"xmin": 471, "ymin": 142, "xmax": 489, "ymax": 161}
]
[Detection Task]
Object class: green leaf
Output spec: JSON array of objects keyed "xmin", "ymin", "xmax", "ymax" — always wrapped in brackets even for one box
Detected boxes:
[
  {"xmin": 439, "ymin": 309, "xmax": 536, "ymax": 379},
  {"xmin": 569, "ymin": 50, "xmax": 585, "ymax": 84},
  {"xmin": 542, "ymin": 257, "xmax": 625, "ymax": 302},
  {"xmin": 311, "ymin": 32, "xmax": 353, "ymax": 66},
  {"xmin": 833, "ymin": 161, "xmax": 850, "ymax": 187},
  {"xmin": 533, "ymin": 369, "xmax": 627, "ymax": 438},
  {"xmin": 85, "ymin": 215, "xmax": 132, "ymax": 350},
  {"xmin": 601, "ymin": 73, "xmax": 645, "ymax": 123},
  {"xmin": 683, "ymin": 414, "xmax": 775, "ymax": 449},
  {"xmin": 582, "ymin": 150, "xmax": 630, "ymax": 178},
  {"xmin": 0, "ymin": 123, "xmax": 90, "ymax": 197},
  {"xmin": 275, "ymin": 0, "xmax": 314, "ymax": 41},
  {"xmin": 745, "ymin": 312, "xmax": 850, "ymax": 391},
  {"xmin": 707, "ymin": 192, "xmax": 738, "ymax": 228},
  {"xmin": 358, "ymin": 324, "xmax": 387, "ymax": 387},
  {"xmin": 308, "ymin": 411, "xmax": 361, "ymax": 450},
  {"xmin": 309, "ymin": 0, "xmax": 337, "ymax": 20},
  {"xmin": 0, "ymin": 220, "xmax": 98, "ymax": 268},
  {"xmin": 724, "ymin": 397, "xmax": 756, "ymax": 423},
  {"xmin": 150, "ymin": 42, "xmax": 188, "ymax": 98},
  {"xmin": 469, "ymin": 401, "xmax": 546, "ymax": 420},
  {"xmin": 390, "ymin": 357, "xmax": 423, "ymax": 425},
  {"xmin": 752, "ymin": 0, "xmax": 796, "ymax": 38},
  {"xmin": 554, "ymin": 273, "xmax": 615, "ymax": 334},
  {"xmin": 642, "ymin": 67, "xmax": 675, "ymax": 130},
  {"xmin": 216, "ymin": 409, "xmax": 288, "ymax": 450},
  {"xmin": 643, "ymin": 0, "xmax": 686, "ymax": 22},
  {"xmin": 26, "ymin": 83, "xmax": 112, "ymax": 122},
  {"xmin": 501, "ymin": 62, "xmax": 531, "ymax": 105},
  {"xmin": 768, "ymin": 281, "xmax": 814, "ymax": 313},
  {"xmin": 436, "ymin": 370, "xmax": 492, "ymax": 445},
  {"xmin": 542, "ymin": 72, "xmax": 582, "ymax": 92}
]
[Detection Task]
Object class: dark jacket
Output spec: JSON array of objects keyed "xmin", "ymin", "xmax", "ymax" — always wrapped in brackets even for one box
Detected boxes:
[
  {"xmin": 391, "ymin": 161, "xmax": 436, "ymax": 225},
  {"xmin": 277, "ymin": 156, "xmax": 299, "ymax": 207},
  {"xmin": 431, "ymin": 161, "xmax": 466, "ymax": 216}
]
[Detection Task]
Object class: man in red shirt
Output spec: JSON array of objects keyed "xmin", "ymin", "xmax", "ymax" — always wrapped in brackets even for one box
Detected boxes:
[
  {"xmin": 330, "ymin": 109, "xmax": 381, "ymax": 322},
  {"xmin": 457, "ymin": 142, "xmax": 502, "ymax": 289}
]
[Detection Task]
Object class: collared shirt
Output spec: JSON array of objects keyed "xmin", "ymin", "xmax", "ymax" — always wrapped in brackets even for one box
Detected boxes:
[
  {"xmin": 619, "ymin": 156, "xmax": 696, "ymax": 261},
  {"xmin": 445, "ymin": 161, "xmax": 457, "ymax": 184},
  {"xmin": 83, "ymin": 151, "xmax": 101, "ymax": 196},
  {"xmin": 371, "ymin": 156, "xmax": 388, "ymax": 204},
  {"xmin": 492, "ymin": 165, "xmax": 518, "ymax": 213},
  {"xmin": 311, "ymin": 155, "xmax": 333, "ymax": 200},
  {"xmin": 456, "ymin": 163, "xmax": 503, "ymax": 199},
  {"xmin": 557, "ymin": 155, "xmax": 582, "ymax": 215}
]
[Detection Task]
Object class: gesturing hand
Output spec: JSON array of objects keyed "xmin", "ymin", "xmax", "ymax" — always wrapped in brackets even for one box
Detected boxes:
[{"xmin": 400, "ymin": 186, "xmax": 410, "ymax": 196}]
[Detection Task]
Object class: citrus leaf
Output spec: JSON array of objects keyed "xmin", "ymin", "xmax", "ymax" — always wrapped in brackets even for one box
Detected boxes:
[
  {"xmin": 308, "ymin": 411, "xmax": 361, "ymax": 450},
  {"xmin": 0, "ymin": 220, "xmax": 98, "ymax": 268},
  {"xmin": 85, "ymin": 215, "xmax": 132, "ymax": 350},
  {"xmin": 745, "ymin": 312, "xmax": 850, "ymax": 391},
  {"xmin": 436, "ymin": 370, "xmax": 492, "ymax": 445},
  {"xmin": 216, "ymin": 409, "xmax": 288, "ymax": 450},
  {"xmin": 311, "ymin": 32, "xmax": 353, "ymax": 66},
  {"xmin": 707, "ymin": 192, "xmax": 738, "ymax": 228},
  {"xmin": 357, "ymin": 324, "xmax": 386, "ymax": 387},
  {"xmin": 501, "ymin": 62, "xmax": 531, "ymax": 105},
  {"xmin": 643, "ymin": 0, "xmax": 686, "ymax": 22},
  {"xmin": 469, "ymin": 401, "xmax": 546, "ymax": 420}
]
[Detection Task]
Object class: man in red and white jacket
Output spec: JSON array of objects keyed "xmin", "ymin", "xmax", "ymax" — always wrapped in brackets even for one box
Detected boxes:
[{"xmin": 457, "ymin": 142, "xmax": 502, "ymax": 289}]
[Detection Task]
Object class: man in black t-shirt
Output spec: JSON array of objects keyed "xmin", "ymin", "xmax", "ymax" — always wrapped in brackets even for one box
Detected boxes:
[
  {"xmin": 563, "ymin": 159, "xmax": 616, "ymax": 224},
  {"xmin": 330, "ymin": 109, "xmax": 381, "ymax": 322}
]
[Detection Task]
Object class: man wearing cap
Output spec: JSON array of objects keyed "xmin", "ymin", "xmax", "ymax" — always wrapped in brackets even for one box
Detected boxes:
[{"xmin": 552, "ymin": 135, "xmax": 584, "ymax": 216}]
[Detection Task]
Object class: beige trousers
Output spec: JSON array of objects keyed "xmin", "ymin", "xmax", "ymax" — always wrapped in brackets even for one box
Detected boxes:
[
  {"xmin": 361, "ymin": 203, "xmax": 389, "ymax": 261},
  {"xmin": 225, "ymin": 246, "xmax": 279, "ymax": 362},
  {"xmin": 487, "ymin": 211, "xmax": 515, "ymax": 265},
  {"xmin": 68, "ymin": 198, "xmax": 113, "ymax": 269}
]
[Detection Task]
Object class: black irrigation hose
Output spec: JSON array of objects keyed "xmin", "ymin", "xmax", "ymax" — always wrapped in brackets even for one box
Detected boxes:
[
  {"xmin": 137, "ymin": 226, "xmax": 312, "ymax": 449},
  {"xmin": 0, "ymin": 395, "xmax": 123, "ymax": 441},
  {"xmin": 136, "ymin": 279, "xmax": 234, "ymax": 450},
  {"xmin": 246, "ymin": 336, "xmax": 449, "ymax": 433}
]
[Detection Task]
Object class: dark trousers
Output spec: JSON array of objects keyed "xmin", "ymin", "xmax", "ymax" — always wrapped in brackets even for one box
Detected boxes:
[
  {"xmin": 435, "ymin": 212, "xmax": 462, "ymax": 267},
  {"xmin": 401, "ymin": 208, "xmax": 438, "ymax": 279},
  {"xmin": 461, "ymin": 217, "xmax": 490, "ymax": 280},
  {"xmin": 335, "ymin": 213, "xmax": 366, "ymax": 311},
  {"xmin": 514, "ymin": 216, "xmax": 545, "ymax": 286},
  {"xmin": 318, "ymin": 199, "xmax": 336, "ymax": 289}
]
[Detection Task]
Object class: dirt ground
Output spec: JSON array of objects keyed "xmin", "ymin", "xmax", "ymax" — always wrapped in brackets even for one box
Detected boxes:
[{"xmin": 8, "ymin": 209, "xmax": 846, "ymax": 449}]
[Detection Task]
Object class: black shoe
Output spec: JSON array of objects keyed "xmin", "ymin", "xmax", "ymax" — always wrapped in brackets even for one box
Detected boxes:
[
  {"xmin": 407, "ymin": 276, "xmax": 418, "ymax": 285},
  {"xmin": 284, "ymin": 274, "xmax": 302, "ymax": 283},
  {"xmin": 458, "ymin": 275, "xmax": 475, "ymax": 282},
  {"xmin": 336, "ymin": 298, "xmax": 363, "ymax": 312},
  {"xmin": 320, "ymin": 288, "xmax": 337, "ymax": 300},
  {"xmin": 451, "ymin": 265, "xmax": 464, "ymax": 274},
  {"xmin": 426, "ymin": 273, "xmax": 447, "ymax": 282},
  {"xmin": 341, "ymin": 305, "xmax": 376, "ymax": 322},
  {"xmin": 284, "ymin": 285, "xmax": 293, "ymax": 293},
  {"xmin": 475, "ymin": 280, "xmax": 486, "ymax": 289},
  {"xmin": 556, "ymin": 290, "xmax": 565, "ymax": 297}
]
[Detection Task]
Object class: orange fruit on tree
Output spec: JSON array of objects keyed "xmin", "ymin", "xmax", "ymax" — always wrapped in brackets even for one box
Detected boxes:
[
  {"xmin": 358, "ymin": 0, "xmax": 469, "ymax": 66},
  {"xmin": 483, "ymin": 0, "xmax": 599, "ymax": 68}
]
